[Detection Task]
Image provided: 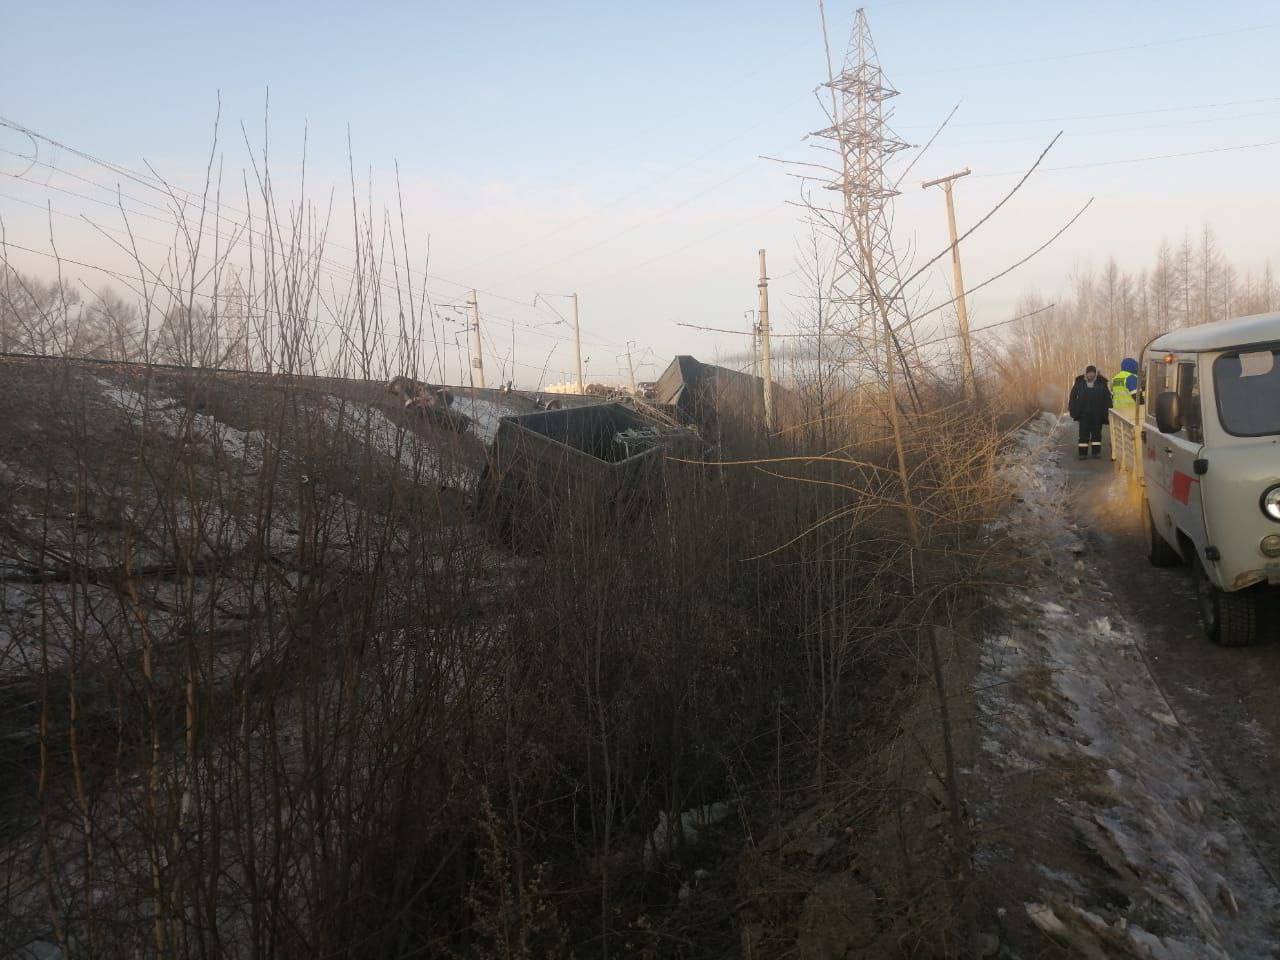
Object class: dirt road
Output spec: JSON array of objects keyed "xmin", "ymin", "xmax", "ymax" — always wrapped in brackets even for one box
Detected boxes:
[
  {"xmin": 973, "ymin": 417, "xmax": 1280, "ymax": 958},
  {"xmin": 1068, "ymin": 427, "xmax": 1280, "ymax": 884}
]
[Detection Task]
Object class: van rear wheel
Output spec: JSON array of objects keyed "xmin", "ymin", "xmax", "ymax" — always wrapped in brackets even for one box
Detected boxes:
[
  {"xmin": 1144, "ymin": 503, "xmax": 1182, "ymax": 567},
  {"xmin": 1192, "ymin": 553, "xmax": 1259, "ymax": 647}
]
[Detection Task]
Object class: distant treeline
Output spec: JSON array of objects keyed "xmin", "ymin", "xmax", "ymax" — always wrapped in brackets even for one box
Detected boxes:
[
  {"xmin": 999, "ymin": 224, "xmax": 1276, "ymax": 403},
  {"xmin": 0, "ymin": 263, "xmax": 251, "ymax": 368}
]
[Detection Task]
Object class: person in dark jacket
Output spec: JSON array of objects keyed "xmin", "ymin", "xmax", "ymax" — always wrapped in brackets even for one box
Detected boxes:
[{"xmin": 1069, "ymin": 365, "xmax": 1112, "ymax": 460}]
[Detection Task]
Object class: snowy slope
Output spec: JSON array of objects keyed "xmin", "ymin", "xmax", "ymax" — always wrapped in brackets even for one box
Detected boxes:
[
  {"xmin": 458, "ymin": 396, "xmax": 509, "ymax": 445},
  {"xmin": 98, "ymin": 376, "xmax": 266, "ymax": 469}
]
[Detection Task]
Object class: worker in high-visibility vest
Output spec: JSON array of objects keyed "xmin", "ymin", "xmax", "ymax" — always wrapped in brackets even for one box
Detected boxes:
[{"xmin": 1111, "ymin": 357, "xmax": 1139, "ymax": 410}]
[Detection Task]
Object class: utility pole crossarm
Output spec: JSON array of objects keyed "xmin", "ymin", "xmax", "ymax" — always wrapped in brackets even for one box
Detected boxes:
[{"xmin": 920, "ymin": 167, "xmax": 971, "ymax": 190}]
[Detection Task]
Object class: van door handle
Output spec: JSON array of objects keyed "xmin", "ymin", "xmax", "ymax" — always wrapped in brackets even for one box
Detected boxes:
[{"xmin": 1163, "ymin": 446, "xmax": 1173, "ymax": 456}]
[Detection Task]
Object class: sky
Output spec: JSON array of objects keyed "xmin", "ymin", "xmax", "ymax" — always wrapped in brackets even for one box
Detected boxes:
[{"xmin": 3, "ymin": 0, "xmax": 1279, "ymax": 386}]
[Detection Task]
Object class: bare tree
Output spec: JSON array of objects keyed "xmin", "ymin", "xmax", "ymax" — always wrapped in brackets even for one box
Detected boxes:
[
  {"xmin": 0, "ymin": 266, "xmax": 90, "ymax": 357},
  {"xmin": 85, "ymin": 286, "xmax": 142, "ymax": 361}
]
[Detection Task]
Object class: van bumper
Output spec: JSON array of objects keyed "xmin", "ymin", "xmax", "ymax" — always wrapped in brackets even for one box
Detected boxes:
[
  {"xmin": 1232, "ymin": 564, "xmax": 1280, "ymax": 589},
  {"xmin": 1223, "ymin": 568, "xmax": 1280, "ymax": 591}
]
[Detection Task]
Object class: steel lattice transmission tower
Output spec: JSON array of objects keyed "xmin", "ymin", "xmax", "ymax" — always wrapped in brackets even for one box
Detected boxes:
[{"xmin": 813, "ymin": 5, "xmax": 918, "ymax": 399}]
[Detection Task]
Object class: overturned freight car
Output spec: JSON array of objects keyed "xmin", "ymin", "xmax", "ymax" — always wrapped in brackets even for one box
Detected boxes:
[
  {"xmin": 475, "ymin": 402, "xmax": 702, "ymax": 549},
  {"xmin": 653, "ymin": 355, "xmax": 797, "ymax": 447}
]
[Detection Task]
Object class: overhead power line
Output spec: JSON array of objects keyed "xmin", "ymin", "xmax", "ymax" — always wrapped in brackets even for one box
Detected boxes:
[
  {"xmin": 499, "ymin": 158, "xmax": 769, "ymax": 284},
  {"xmin": 970, "ymin": 138, "xmax": 1280, "ymax": 178},
  {"xmin": 0, "ymin": 157, "xmax": 633, "ymax": 353},
  {"xmin": 915, "ymin": 303, "xmax": 1055, "ymax": 348},
  {"xmin": 448, "ymin": 87, "xmax": 817, "ymax": 278},
  {"xmin": 0, "ymin": 115, "xmax": 557, "ymax": 311},
  {"xmin": 0, "ymin": 124, "xmax": 651, "ymax": 355},
  {"xmin": 0, "ymin": 112, "xmax": 770, "ymax": 347},
  {"xmin": 0, "ymin": 190, "xmax": 619, "ymax": 355},
  {"xmin": 942, "ymin": 108, "xmax": 1280, "ymax": 148},
  {"xmin": 0, "ymin": 237, "xmax": 575, "ymax": 378},
  {"xmin": 917, "ymin": 22, "xmax": 1280, "ymax": 77},
  {"xmin": 896, "ymin": 95, "xmax": 1280, "ymax": 131},
  {"xmin": 675, "ymin": 321, "xmax": 806, "ymax": 338},
  {"xmin": 0, "ymin": 114, "xmax": 787, "ymax": 347},
  {"xmin": 577, "ymin": 203, "xmax": 783, "ymax": 291}
]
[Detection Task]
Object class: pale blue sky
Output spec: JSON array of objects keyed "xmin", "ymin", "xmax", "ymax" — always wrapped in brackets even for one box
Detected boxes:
[{"xmin": 3, "ymin": 1, "xmax": 1278, "ymax": 384}]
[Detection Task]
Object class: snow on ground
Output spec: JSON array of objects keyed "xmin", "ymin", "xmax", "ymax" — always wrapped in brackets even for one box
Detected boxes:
[
  {"xmin": 322, "ymin": 396, "xmax": 481, "ymax": 488},
  {"xmin": 324, "ymin": 396, "xmax": 409, "ymax": 460},
  {"xmin": 644, "ymin": 801, "xmax": 734, "ymax": 867},
  {"xmin": 978, "ymin": 413, "xmax": 1280, "ymax": 958},
  {"xmin": 96, "ymin": 376, "xmax": 509, "ymax": 485},
  {"xmin": 96, "ymin": 377, "xmax": 265, "ymax": 469},
  {"xmin": 459, "ymin": 395, "xmax": 510, "ymax": 445}
]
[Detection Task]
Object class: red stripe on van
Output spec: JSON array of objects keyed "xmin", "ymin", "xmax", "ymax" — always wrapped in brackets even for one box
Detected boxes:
[{"xmin": 1171, "ymin": 470, "xmax": 1198, "ymax": 505}]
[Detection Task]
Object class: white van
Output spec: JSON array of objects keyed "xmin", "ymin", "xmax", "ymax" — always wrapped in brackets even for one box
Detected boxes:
[{"xmin": 1138, "ymin": 312, "xmax": 1280, "ymax": 646}]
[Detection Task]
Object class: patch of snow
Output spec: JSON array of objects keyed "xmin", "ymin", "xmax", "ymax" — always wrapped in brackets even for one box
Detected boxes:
[
  {"xmin": 460, "ymin": 396, "xmax": 511, "ymax": 445},
  {"xmin": 644, "ymin": 801, "xmax": 734, "ymax": 867},
  {"xmin": 96, "ymin": 378, "xmax": 164, "ymax": 416},
  {"xmin": 323, "ymin": 397, "xmax": 475, "ymax": 488},
  {"xmin": 95, "ymin": 377, "xmax": 265, "ymax": 469}
]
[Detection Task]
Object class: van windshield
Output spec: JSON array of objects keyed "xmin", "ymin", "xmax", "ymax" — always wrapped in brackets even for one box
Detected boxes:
[{"xmin": 1213, "ymin": 347, "xmax": 1280, "ymax": 436}]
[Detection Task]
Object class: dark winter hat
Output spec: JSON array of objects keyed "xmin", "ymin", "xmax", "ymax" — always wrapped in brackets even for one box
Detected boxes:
[{"xmin": 1085, "ymin": 365, "xmax": 1097, "ymax": 374}]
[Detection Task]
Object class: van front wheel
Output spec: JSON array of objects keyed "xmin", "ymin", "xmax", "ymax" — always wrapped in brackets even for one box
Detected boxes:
[{"xmin": 1192, "ymin": 553, "xmax": 1259, "ymax": 647}]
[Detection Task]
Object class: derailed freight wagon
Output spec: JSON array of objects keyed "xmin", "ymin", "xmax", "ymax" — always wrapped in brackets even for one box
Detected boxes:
[
  {"xmin": 653, "ymin": 355, "xmax": 799, "ymax": 447},
  {"xmin": 475, "ymin": 402, "xmax": 703, "ymax": 549}
]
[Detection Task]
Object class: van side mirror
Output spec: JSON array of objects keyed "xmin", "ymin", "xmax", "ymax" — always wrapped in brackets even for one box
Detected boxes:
[{"xmin": 1154, "ymin": 391, "xmax": 1182, "ymax": 434}]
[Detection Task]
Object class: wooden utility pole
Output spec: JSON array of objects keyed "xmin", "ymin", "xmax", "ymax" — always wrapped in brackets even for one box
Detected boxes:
[
  {"xmin": 468, "ymin": 290, "xmax": 486, "ymax": 389},
  {"xmin": 625, "ymin": 342, "xmax": 637, "ymax": 395},
  {"xmin": 922, "ymin": 168, "xmax": 976, "ymax": 399},
  {"xmin": 757, "ymin": 249, "xmax": 775, "ymax": 431},
  {"xmin": 572, "ymin": 292, "xmax": 584, "ymax": 394}
]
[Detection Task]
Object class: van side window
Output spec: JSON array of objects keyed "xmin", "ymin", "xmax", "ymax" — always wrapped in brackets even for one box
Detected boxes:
[
  {"xmin": 1146, "ymin": 360, "xmax": 1168, "ymax": 423},
  {"xmin": 1177, "ymin": 361, "xmax": 1203, "ymax": 443}
]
